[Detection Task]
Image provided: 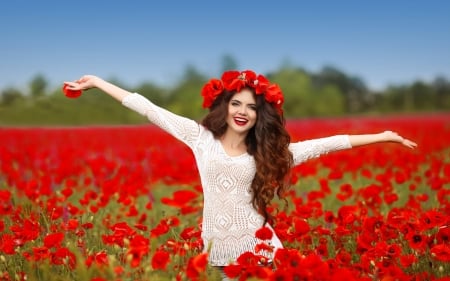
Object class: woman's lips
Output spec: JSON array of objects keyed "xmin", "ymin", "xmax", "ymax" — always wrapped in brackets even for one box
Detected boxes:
[{"xmin": 234, "ymin": 117, "xmax": 248, "ymax": 126}]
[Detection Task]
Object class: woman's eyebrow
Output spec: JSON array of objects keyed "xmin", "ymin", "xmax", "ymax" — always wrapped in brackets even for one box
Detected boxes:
[{"xmin": 231, "ymin": 99, "xmax": 256, "ymax": 105}]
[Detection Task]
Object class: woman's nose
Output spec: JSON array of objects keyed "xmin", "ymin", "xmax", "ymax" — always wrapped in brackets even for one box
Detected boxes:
[{"xmin": 237, "ymin": 106, "xmax": 248, "ymax": 115}]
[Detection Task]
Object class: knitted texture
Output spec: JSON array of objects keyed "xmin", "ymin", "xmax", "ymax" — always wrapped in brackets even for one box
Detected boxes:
[{"xmin": 122, "ymin": 93, "xmax": 352, "ymax": 265}]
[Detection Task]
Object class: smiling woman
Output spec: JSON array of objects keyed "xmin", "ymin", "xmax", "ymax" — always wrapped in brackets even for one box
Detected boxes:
[{"xmin": 63, "ymin": 69, "xmax": 417, "ymax": 280}]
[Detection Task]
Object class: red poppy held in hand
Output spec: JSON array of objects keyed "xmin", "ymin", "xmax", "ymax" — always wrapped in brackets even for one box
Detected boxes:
[{"xmin": 62, "ymin": 84, "xmax": 82, "ymax": 98}]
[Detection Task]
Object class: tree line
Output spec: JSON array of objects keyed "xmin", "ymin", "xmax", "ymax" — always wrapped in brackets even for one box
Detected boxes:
[{"xmin": 1, "ymin": 63, "xmax": 449, "ymax": 126}]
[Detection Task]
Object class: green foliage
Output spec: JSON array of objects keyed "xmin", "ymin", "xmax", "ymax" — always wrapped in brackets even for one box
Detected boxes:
[
  {"xmin": 0, "ymin": 63, "xmax": 449, "ymax": 126},
  {"xmin": 29, "ymin": 74, "xmax": 48, "ymax": 99},
  {"xmin": 1, "ymin": 87, "xmax": 25, "ymax": 106},
  {"xmin": 165, "ymin": 66, "xmax": 207, "ymax": 120}
]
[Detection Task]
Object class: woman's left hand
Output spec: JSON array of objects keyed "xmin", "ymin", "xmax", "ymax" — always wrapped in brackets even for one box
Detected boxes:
[{"xmin": 382, "ymin": 130, "xmax": 417, "ymax": 149}]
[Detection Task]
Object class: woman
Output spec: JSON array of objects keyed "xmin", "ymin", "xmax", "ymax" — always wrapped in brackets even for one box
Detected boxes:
[{"xmin": 64, "ymin": 70, "xmax": 416, "ymax": 269}]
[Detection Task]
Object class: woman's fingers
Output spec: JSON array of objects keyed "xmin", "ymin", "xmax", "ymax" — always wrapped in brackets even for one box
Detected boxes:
[
  {"xmin": 403, "ymin": 139, "xmax": 418, "ymax": 149},
  {"xmin": 63, "ymin": 81, "xmax": 82, "ymax": 89},
  {"xmin": 384, "ymin": 131, "xmax": 417, "ymax": 149}
]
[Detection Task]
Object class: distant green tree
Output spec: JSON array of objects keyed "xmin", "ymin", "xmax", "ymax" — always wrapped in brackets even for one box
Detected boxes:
[
  {"xmin": 314, "ymin": 85, "xmax": 345, "ymax": 116},
  {"xmin": 380, "ymin": 85, "xmax": 410, "ymax": 112},
  {"xmin": 409, "ymin": 81, "xmax": 432, "ymax": 111},
  {"xmin": 135, "ymin": 82, "xmax": 168, "ymax": 106},
  {"xmin": 313, "ymin": 65, "xmax": 368, "ymax": 113},
  {"xmin": 166, "ymin": 65, "xmax": 206, "ymax": 119},
  {"xmin": 1, "ymin": 62, "xmax": 448, "ymax": 126},
  {"xmin": 29, "ymin": 74, "xmax": 48, "ymax": 98},
  {"xmin": 433, "ymin": 76, "xmax": 450, "ymax": 109},
  {"xmin": 1, "ymin": 87, "xmax": 24, "ymax": 105},
  {"xmin": 270, "ymin": 67, "xmax": 315, "ymax": 117}
]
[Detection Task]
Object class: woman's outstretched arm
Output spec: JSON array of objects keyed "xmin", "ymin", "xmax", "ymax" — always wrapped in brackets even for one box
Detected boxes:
[
  {"xmin": 63, "ymin": 75, "xmax": 130, "ymax": 102},
  {"xmin": 348, "ymin": 131, "xmax": 417, "ymax": 149},
  {"xmin": 290, "ymin": 131, "xmax": 417, "ymax": 165}
]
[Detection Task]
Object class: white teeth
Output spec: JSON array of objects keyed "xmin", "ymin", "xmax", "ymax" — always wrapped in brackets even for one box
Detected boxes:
[{"xmin": 234, "ymin": 117, "xmax": 248, "ymax": 125}]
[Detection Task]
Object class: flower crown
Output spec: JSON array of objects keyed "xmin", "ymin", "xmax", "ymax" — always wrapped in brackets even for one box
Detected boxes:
[{"xmin": 201, "ymin": 70, "xmax": 284, "ymax": 111}]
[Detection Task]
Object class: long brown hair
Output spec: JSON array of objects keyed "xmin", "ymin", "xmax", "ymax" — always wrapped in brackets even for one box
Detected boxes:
[{"xmin": 201, "ymin": 88, "xmax": 293, "ymax": 223}]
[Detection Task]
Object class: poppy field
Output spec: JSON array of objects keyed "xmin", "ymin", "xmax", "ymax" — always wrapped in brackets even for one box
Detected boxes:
[{"xmin": 0, "ymin": 114, "xmax": 449, "ymax": 281}]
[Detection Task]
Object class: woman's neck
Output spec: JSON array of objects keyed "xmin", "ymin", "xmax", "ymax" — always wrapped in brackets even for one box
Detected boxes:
[{"xmin": 220, "ymin": 130, "xmax": 248, "ymax": 155}]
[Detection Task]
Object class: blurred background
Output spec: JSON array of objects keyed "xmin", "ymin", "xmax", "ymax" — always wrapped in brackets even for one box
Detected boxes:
[{"xmin": 1, "ymin": 0, "xmax": 449, "ymax": 125}]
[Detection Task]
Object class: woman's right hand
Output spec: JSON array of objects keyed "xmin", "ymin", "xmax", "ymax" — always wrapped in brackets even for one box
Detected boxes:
[
  {"xmin": 64, "ymin": 75, "xmax": 101, "ymax": 91},
  {"xmin": 65, "ymin": 75, "xmax": 132, "ymax": 102}
]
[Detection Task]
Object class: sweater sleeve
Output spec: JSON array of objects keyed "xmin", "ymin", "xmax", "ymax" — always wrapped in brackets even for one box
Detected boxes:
[
  {"xmin": 121, "ymin": 93, "xmax": 201, "ymax": 148},
  {"xmin": 289, "ymin": 135, "xmax": 352, "ymax": 165}
]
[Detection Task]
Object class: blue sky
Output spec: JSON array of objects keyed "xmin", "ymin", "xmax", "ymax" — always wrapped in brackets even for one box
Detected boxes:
[{"xmin": 1, "ymin": 0, "xmax": 449, "ymax": 92}]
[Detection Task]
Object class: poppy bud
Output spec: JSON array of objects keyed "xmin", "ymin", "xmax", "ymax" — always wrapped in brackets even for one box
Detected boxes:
[{"xmin": 62, "ymin": 84, "xmax": 82, "ymax": 98}]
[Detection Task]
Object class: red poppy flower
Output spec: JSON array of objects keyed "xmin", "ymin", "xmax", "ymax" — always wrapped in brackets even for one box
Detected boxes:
[
  {"xmin": 255, "ymin": 226, "xmax": 273, "ymax": 240},
  {"xmin": 399, "ymin": 254, "xmax": 417, "ymax": 268},
  {"xmin": 44, "ymin": 232, "xmax": 64, "ymax": 248},
  {"xmin": 62, "ymin": 84, "xmax": 82, "ymax": 98},
  {"xmin": 151, "ymin": 250, "xmax": 170, "ymax": 270},
  {"xmin": 114, "ymin": 265, "xmax": 124, "ymax": 275},
  {"xmin": 253, "ymin": 74, "xmax": 270, "ymax": 94},
  {"xmin": 91, "ymin": 278, "xmax": 107, "ymax": 281},
  {"xmin": 201, "ymin": 70, "xmax": 285, "ymax": 111},
  {"xmin": 406, "ymin": 232, "xmax": 428, "ymax": 252},
  {"xmin": 32, "ymin": 246, "xmax": 51, "ymax": 261},
  {"xmin": 273, "ymin": 248, "xmax": 302, "ymax": 269},
  {"xmin": 86, "ymin": 251, "xmax": 108, "ymax": 267},
  {"xmin": 255, "ymin": 242, "xmax": 274, "ymax": 253},
  {"xmin": 264, "ymin": 84, "xmax": 284, "ymax": 108},
  {"xmin": 186, "ymin": 253, "xmax": 208, "ymax": 279},
  {"xmin": 223, "ymin": 251, "xmax": 270, "ymax": 280},
  {"xmin": 127, "ymin": 234, "xmax": 150, "ymax": 268},
  {"xmin": 324, "ymin": 211, "xmax": 335, "ymax": 223},
  {"xmin": 150, "ymin": 217, "xmax": 179, "ymax": 238},
  {"xmin": 222, "ymin": 70, "xmax": 247, "ymax": 92},
  {"xmin": 51, "ymin": 247, "xmax": 76, "ymax": 269},
  {"xmin": 63, "ymin": 218, "xmax": 79, "ymax": 231},
  {"xmin": 81, "ymin": 222, "xmax": 94, "ymax": 229},
  {"xmin": 161, "ymin": 190, "xmax": 198, "ymax": 207},
  {"xmin": 431, "ymin": 244, "xmax": 450, "ymax": 262},
  {"xmin": 134, "ymin": 223, "xmax": 148, "ymax": 231},
  {"xmin": 420, "ymin": 210, "xmax": 446, "ymax": 230},
  {"xmin": 435, "ymin": 225, "xmax": 450, "ymax": 244},
  {"xmin": 335, "ymin": 249, "xmax": 352, "ymax": 266},
  {"xmin": 180, "ymin": 226, "xmax": 201, "ymax": 240},
  {"xmin": 293, "ymin": 218, "xmax": 310, "ymax": 236},
  {"xmin": 0, "ymin": 234, "xmax": 16, "ymax": 254},
  {"xmin": 223, "ymin": 264, "xmax": 243, "ymax": 279},
  {"xmin": 201, "ymin": 79, "xmax": 223, "ymax": 108}
]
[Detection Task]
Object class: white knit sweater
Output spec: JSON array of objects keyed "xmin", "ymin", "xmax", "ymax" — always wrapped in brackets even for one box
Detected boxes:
[{"xmin": 122, "ymin": 93, "xmax": 352, "ymax": 266}]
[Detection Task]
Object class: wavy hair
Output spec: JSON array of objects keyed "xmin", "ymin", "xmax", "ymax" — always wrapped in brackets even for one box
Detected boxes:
[{"xmin": 201, "ymin": 88, "xmax": 293, "ymax": 223}]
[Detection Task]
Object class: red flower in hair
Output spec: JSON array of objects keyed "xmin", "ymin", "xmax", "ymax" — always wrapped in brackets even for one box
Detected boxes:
[
  {"xmin": 62, "ymin": 84, "xmax": 82, "ymax": 98},
  {"xmin": 201, "ymin": 69, "xmax": 285, "ymax": 112},
  {"xmin": 240, "ymin": 70, "xmax": 257, "ymax": 86},
  {"xmin": 254, "ymin": 74, "xmax": 270, "ymax": 94},
  {"xmin": 201, "ymin": 78, "xmax": 223, "ymax": 108},
  {"xmin": 265, "ymin": 84, "xmax": 284, "ymax": 107},
  {"xmin": 222, "ymin": 70, "xmax": 245, "ymax": 92}
]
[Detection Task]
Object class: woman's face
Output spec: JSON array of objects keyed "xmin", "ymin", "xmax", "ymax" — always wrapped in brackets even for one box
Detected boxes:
[{"xmin": 226, "ymin": 88, "xmax": 257, "ymax": 134}]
